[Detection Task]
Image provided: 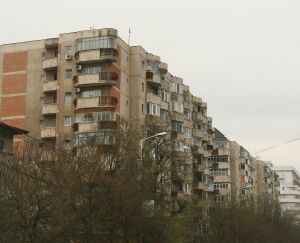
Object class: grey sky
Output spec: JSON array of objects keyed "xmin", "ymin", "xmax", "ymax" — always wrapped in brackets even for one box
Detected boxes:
[{"xmin": 1, "ymin": 0, "xmax": 299, "ymax": 170}]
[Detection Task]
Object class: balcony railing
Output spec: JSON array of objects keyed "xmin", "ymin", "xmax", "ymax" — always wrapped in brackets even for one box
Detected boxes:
[
  {"xmin": 74, "ymin": 96, "xmax": 118, "ymax": 110},
  {"xmin": 45, "ymin": 38, "xmax": 59, "ymax": 48},
  {"xmin": 146, "ymin": 92, "xmax": 161, "ymax": 104},
  {"xmin": 42, "ymin": 103, "xmax": 57, "ymax": 115},
  {"xmin": 41, "ymin": 127, "xmax": 56, "ymax": 138},
  {"xmin": 192, "ymin": 111, "xmax": 207, "ymax": 123},
  {"xmin": 74, "ymin": 72, "xmax": 118, "ymax": 87},
  {"xmin": 192, "ymin": 129, "xmax": 204, "ymax": 138},
  {"xmin": 42, "ymin": 57, "xmax": 58, "ymax": 70},
  {"xmin": 75, "ymin": 48, "xmax": 118, "ymax": 63},
  {"xmin": 146, "ymin": 71, "xmax": 161, "ymax": 86},
  {"xmin": 171, "ymin": 112, "xmax": 184, "ymax": 122},
  {"xmin": 43, "ymin": 81, "xmax": 57, "ymax": 93},
  {"xmin": 192, "ymin": 96, "xmax": 202, "ymax": 104}
]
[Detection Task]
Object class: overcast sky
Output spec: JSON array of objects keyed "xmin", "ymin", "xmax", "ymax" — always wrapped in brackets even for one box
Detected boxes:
[{"xmin": 1, "ymin": 0, "xmax": 300, "ymax": 171}]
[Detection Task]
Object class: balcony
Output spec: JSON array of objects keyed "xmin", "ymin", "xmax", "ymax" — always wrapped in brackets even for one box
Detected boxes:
[
  {"xmin": 74, "ymin": 72, "xmax": 118, "ymax": 87},
  {"xmin": 146, "ymin": 71, "xmax": 161, "ymax": 86},
  {"xmin": 191, "ymin": 145, "xmax": 207, "ymax": 156},
  {"xmin": 43, "ymin": 81, "xmax": 57, "ymax": 93},
  {"xmin": 171, "ymin": 112, "xmax": 184, "ymax": 122},
  {"xmin": 42, "ymin": 104, "xmax": 57, "ymax": 115},
  {"xmin": 74, "ymin": 96, "xmax": 118, "ymax": 110},
  {"xmin": 192, "ymin": 129, "xmax": 204, "ymax": 138},
  {"xmin": 161, "ymin": 101, "xmax": 169, "ymax": 110},
  {"xmin": 41, "ymin": 127, "xmax": 56, "ymax": 138},
  {"xmin": 76, "ymin": 48, "xmax": 117, "ymax": 63},
  {"xmin": 213, "ymin": 176, "xmax": 231, "ymax": 183},
  {"xmin": 194, "ymin": 182, "xmax": 210, "ymax": 191},
  {"xmin": 159, "ymin": 62, "xmax": 168, "ymax": 73},
  {"xmin": 42, "ymin": 57, "xmax": 58, "ymax": 70},
  {"xmin": 192, "ymin": 111, "xmax": 207, "ymax": 123},
  {"xmin": 45, "ymin": 38, "xmax": 59, "ymax": 48},
  {"xmin": 146, "ymin": 92, "xmax": 161, "ymax": 104},
  {"xmin": 77, "ymin": 122, "xmax": 99, "ymax": 133},
  {"xmin": 192, "ymin": 96, "xmax": 202, "ymax": 104}
]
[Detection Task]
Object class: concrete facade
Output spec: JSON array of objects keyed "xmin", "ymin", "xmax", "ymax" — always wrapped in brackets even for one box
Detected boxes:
[
  {"xmin": 0, "ymin": 28, "xmax": 215, "ymax": 202},
  {"xmin": 273, "ymin": 166, "xmax": 300, "ymax": 220}
]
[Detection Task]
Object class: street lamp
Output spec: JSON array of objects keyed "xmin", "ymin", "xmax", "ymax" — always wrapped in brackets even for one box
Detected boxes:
[{"xmin": 140, "ymin": 132, "xmax": 168, "ymax": 155}]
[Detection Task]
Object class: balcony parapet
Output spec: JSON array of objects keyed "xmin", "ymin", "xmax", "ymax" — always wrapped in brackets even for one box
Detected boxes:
[{"xmin": 74, "ymin": 72, "xmax": 118, "ymax": 87}]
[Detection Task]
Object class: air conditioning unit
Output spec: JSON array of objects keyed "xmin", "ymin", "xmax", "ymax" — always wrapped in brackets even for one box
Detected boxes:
[
  {"xmin": 65, "ymin": 53, "xmax": 72, "ymax": 60},
  {"xmin": 74, "ymin": 88, "xmax": 81, "ymax": 93},
  {"xmin": 76, "ymin": 65, "xmax": 82, "ymax": 71}
]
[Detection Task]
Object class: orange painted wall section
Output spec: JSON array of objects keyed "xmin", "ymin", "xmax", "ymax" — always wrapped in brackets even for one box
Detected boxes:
[
  {"xmin": 3, "ymin": 52, "xmax": 28, "ymax": 73},
  {"xmin": 0, "ymin": 96, "xmax": 26, "ymax": 117},
  {"xmin": 2, "ymin": 73, "xmax": 27, "ymax": 94}
]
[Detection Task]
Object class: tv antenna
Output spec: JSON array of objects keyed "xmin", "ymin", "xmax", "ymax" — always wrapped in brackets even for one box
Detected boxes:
[{"xmin": 128, "ymin": 28, "xmax": 132, "ymax": 46}]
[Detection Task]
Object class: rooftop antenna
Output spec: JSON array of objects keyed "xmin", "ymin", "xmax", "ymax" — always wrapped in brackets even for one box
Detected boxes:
[
  {"xmin": 90, "ymin": 20, "xmax": 95, "ymax": 30},
  {"xmin": 128, "ymin": 28, "xmax": 131, "ymax": 46}
]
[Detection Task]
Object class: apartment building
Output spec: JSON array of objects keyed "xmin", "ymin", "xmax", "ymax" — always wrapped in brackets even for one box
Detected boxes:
[
  {"xmin": 256, "ymin": 161, "xmax": 279, "ymax": 201},
  {"xmin": 209, "ymin": 130, "xmax": 261, "ymax": 203},
  {"xmin": 273, "ymin": 166, "xmax": 300, "ymax": 220},
  {"xmin": 0, "ymin": 28, "xmax": 214, "ymax": 201}
]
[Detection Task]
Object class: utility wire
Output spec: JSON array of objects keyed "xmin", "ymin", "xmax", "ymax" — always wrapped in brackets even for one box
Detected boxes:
[
  {"xmin": 215, "ymin": 100, "xmax": 300, "ymax": 122},
  {"xmin": 253, "ymin": 136, "xmax": 300, "ymax": 155}
]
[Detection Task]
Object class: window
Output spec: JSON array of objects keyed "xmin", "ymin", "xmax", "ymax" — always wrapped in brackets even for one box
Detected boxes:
[
  {"xmin": 53, "ymin": 72, "xmax": 58, "ymax": 80},
  {"xmin": 82, "ymin": 65, "xmax": 101, "ymax": 74},
  {"xmin": 183, "ymin": 183, "xmax": 191, "ymax": 194},
  {"xmin": 76, "ymin": 112, "xmax": 116, "ymax": 123},
  {"xmin": 76, "ymin": 36, "xmax": 117, "ymax": 51},
  {"xmin": 183, "ymin": 127, "xmax": 190, "ymax": 138},
  {"xmin": 41, "ymin": 74, "xmax": 46, "ymax": 81},
  {"xmin": 147, "ymin": 103, "xmax": 160, "ymax": 116},
  {"xmin": 172, "ymin": 101, "xmax": 184, "ymax": 113},
  {"xmin": 160, "ymin": 109, "xmax": 168, "ymax": 121},
  {"xmin": 213, "ymin": 182, "xmax": 230, "ymax": 190},
  {"xmin": 64, "ymin": 92, "xmax": 72, "ymax": 103},
  {"xmin": 174, "ymin": 140, "xmax": 184, "ymax": 152},
  {"xmin": 63, "ymin": 140, "xmax": 71, "ymax": 150},
  {"xmin": 75, "ymin": 131, "xmax": 113, "ymax": 146},
  {"xmin": 65, "ymin": 46, "xmax": 72, "ymax": 56},
  {"xmin": 217, "ymin": 142, "xmax": 226, "ymax": 149},
  {"xmin": 209, "ymin": 168, "xmax": 230, "ymax": 176},
  {"xmin": 142, "ymin": 82, "xmax": 144, "ymax": 92},
  {"xmin": 65, "ymin": 69, "xmax": 72, "ymax": 79},
  {"xmin": 172, "ymin": 83, "xmax": 181, "ymax": 93},
  {"xmin": 142, "ymin": 104, "xmax": 144, "ymax": 114},
  {"xmin": 0, "ymin": 140, "xmax": 3, "ymax": 151},
  {"xmin": 81, "ymin": 89, "xmax": 101, "ymax": 98},
  {"xmin": 160, "ymin": 90, "xmax": 167, "ymax": 101},
  {"xmin": 172, "ymin": 121, "xmax": 183, "ymax": 133},
  {"xmin": 64, "ymin": 116, "xmax": 71, "ymax": 126},
  {"xmin": 208, "ymin": 155, "xmax": 229, "ymax": 163},
  {"xmin": 40, "ymin": 97, "xmax": 44, "ymax": 104}
]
